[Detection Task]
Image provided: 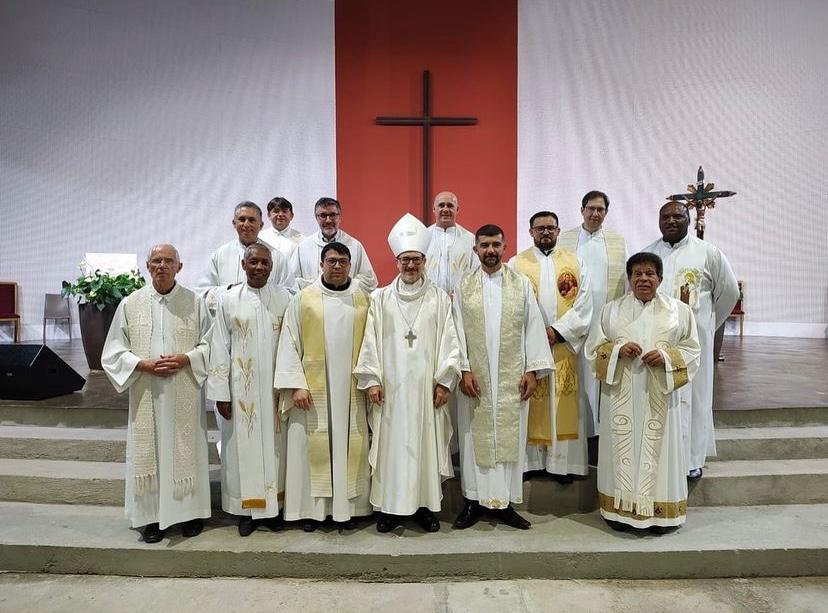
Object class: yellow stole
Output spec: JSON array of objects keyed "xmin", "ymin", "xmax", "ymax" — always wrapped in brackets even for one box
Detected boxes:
[
  {"xmin": 299, "ymin": 287, "xmax": 369, "ymax": 498},
  {"xmin": 514, "ymin": 247, "xmax": 580, "ymax": 442},
  {"xmin": 460, "ymin": 267, "xmax": 526, "ymax": 467},
  {"xmin": 558, "ymin": 227, "xmax": 626, "ymax": 302}
]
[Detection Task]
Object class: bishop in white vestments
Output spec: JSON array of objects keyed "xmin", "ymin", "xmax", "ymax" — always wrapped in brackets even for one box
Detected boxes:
[
  {"xmin": 275, "ymin": 242, "xmax": 372, "ymax": 531},
  {"xmin": 206, "ymin": 243, "xmax": 291, "ymax": 536},
  {"xmin": 102, "ymin": 244, "xmax": 211, "ymax": 543},
  {"xmin": 354, "ymin": 214, "xmax": 462, "ymax": 533},
  {"xmin": 643, "ymin": 202, "xmax": 738, "ymax": 478},
  {"xmin": 290, "ymin": 197, "xmax": 377, "ymax": 292},
  {"xmin": 587, "ymin": 252, "xmax": 700, "ymax": 532},
  {"xmin": 509, "ymin": 211, "xmax": 593, "ymax": 481},
  {"xmin": 452, "ymin": 224, "xmax": 552, "ymax": 530},
  {"xmin": 558, "ymin": 191, "xmax": 627, "ymax": 436}
]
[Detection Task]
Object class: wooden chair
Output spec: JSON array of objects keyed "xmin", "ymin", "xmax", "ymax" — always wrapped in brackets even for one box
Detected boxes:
[
  {"xmin": 0, "ymin": 282, "xmax": 21, "ymax": 343},
  {"xmin": 728, "ymin": 280, "xmax": 745, "ymax": 337},
  {"xmin": 43, "ymin": 293, "xmax": 72, "ymax": 343}
]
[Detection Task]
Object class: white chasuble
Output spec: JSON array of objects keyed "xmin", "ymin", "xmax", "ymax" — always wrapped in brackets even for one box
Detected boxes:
[
  {"xmin": 559, "ymin": 226, "xmax": 627, "ymax": 435},
  {"xmin": 259, "ymin": 226, "xmax": 304, "ymax": 261},
  {"xmin": 206, "ymin": 283, "xmax": 291, "ymax": 518},
  {"xmin": 290, "ymin": 230, "xmax": 378, "ymax": 293},
  {"xmin": 354, "ymin": 276, "xmax": 462, "ymax": 516},
  {"xmin": 509, "ymin": 246, "xmax": 593, "ymax": 476},
  {"xmin": 102, "ymin": 284, "xmax": 211, "ymax": 530},
  {"xmin": 587, "ymin": 293, "xmax": 699, "ymax": 528},
  {"xmin": 453, "ymin": 267, "xmax": 552, "ymax": 509},
  {"xmin": 644, "ymin": 234, "xmax": 738, "ymax": 471},
  {"xmin": 195, "ymin": 239, "xmax": 295, "ymax": 316},
  {"xmin": 274, "ymin": 280, "xmax": 372, "ymax": 522},
  {"xmin": 425, "ymin": 223, "xmax": 479, "ymax": 296}
]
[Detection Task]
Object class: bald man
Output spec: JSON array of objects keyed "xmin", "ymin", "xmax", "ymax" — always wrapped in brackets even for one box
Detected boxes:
[{"xmin": 425, "ymin": 191, "xmax": 479, "ymax": 299}]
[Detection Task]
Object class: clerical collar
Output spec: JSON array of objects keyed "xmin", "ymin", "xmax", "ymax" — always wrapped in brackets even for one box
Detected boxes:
[
  {"xmin": 319, "ymin": 230, "xmax": 340, "ymax": 244},
  {"xmin": 321, "ymin": 277, "xmax": 351, "ymax": 291},
  {"xmin": 662, "ymin": 233, "xmax": 690, "ymax": 249},
  {"xmin": 536, "ymin": 245, "xmax": 555, "ymax": 257}
]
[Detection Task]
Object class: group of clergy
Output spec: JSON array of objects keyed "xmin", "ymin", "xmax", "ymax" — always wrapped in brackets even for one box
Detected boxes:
[{"xmin": 101, "ymin": 190, "xmax": 738, "ymax": 543}]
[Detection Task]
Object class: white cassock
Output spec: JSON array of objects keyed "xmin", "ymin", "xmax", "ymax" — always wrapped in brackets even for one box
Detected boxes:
[
  {"xmin": 354, "ymin": 276, "xmax": 461, "ymax": 515},
  {"xmin": 290, "ymin": 230, "xmax": 378, "ymax": 292},
  {"xmin": 452, "ymin": 268, "xmax": 552, "ymax": 509},
  {"xmin": 509, "ymin": 247, "xmax": 593, "ymax": 475},
  {"xmin": 425, "ymin": 223, "xmax": 479, "ymax": 296},
  {"xmin": 559, "ymin": 226, "xmax": 627, "ymax": 435},
  {"xmin": 259, "ymin": 226, "xmax": 304, "ymax": 261},
  {"xmin": 206, "ymin": 283, "xmax": 291, "ymax": 519},
  {"xmin": 587, "ymin": 293, "xmax": 700, "ymax": 528},
  {"xmin": 644, "ymin": 234, "xmax": 738, "ymax": 471},
  {"xmin": 102, "ymin": 284, "xmax": 211, "ymax": 530},
  {"xmin": 195, "ymin": 239, "xmax": 295, "ymax": 315},
  {"xmin": 274, "ymin": 280, "xmax": 372, "ymax": 522}
]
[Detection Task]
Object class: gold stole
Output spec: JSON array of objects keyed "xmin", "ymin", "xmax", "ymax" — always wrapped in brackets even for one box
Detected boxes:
[
  {"xmin": 125, "ymin": 286, "xmax": 200, "ymax": 496},
  {"xmin": 558, "ymin": 228, "xmax": 626, "ymax": 302},
  {"xmin": 299, "ymin": 287, "xmax": 369, "ymax": 498},
  {"xmin": 460, "ymin": 267, "xmax": 525, "ymax": 467},
  {"xmin": 514, "ymin": 247, "xmax": 580, "ymax": 442}
]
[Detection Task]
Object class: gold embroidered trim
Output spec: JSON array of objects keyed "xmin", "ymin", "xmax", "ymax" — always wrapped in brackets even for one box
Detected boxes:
[{"xmin": 598, "ymin": 492, "xmax": 686, "ymax": 520}]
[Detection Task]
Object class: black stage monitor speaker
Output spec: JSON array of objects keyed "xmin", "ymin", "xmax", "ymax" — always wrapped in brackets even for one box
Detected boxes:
[{"xmin": 0, "ymin": 344, "xmax": 86, "ymax": 400}]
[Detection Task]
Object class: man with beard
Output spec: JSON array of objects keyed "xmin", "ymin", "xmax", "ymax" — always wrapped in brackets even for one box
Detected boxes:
[
  {"xmin": 587, "ymin": 252, "xmax": 699, "ymax": 532},
  {"xmin": 275, "ymin": 242, "xmax": 372, "ymax": 531},
  {"xmin": 452, "ymin": 225, "xmax": 552, "ymax": 530},
  {"xmin": 207, "ymin": 243, "xmax": 292, "ymax": 536},
  {"xmin": 643, "ymin": 202, "xmax": 738, "ymax": 480},
  {"xmin": 510, "ymin": 211, "xmax": 593, "ymax": 483},
  {"xmin": 290, "ymin": 197, "xmax": 377, "ymax": 292},
  {"xmin": 354, "ymin": 213, "xmax": 461, "ymax": 533}
]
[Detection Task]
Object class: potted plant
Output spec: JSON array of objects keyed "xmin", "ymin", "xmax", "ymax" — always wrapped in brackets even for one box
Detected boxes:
[{"xmin": 62, "ymin": 264, "xmax": 146, "ymax": 370}]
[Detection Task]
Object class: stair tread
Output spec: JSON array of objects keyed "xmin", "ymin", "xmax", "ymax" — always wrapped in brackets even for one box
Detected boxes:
[
  {"xmin": 715, "ymin": 426, "xmax": 828, "ymax": 440},
  {"xmin": 703, "ymin": 458, "xmax": 828, "ymax": 477}
]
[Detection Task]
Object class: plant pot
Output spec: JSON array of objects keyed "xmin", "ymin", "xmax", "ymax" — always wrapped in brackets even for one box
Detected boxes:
[{"xmin": 78, "ymin": 303, "xmax": 118, "ymax": 371}]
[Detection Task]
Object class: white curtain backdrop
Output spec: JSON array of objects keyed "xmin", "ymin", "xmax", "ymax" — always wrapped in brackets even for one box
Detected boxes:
[
  {"xmin": 0, "ymin": 0, "xmax": 336, "ymax": 340},
  {"xmin": 518, "ymin": 0, "xmax": 827, "ymax": 337}
]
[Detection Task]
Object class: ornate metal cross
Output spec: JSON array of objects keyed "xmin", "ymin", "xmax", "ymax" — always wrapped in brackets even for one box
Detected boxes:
[
  {"xmin": 376, "ymin": 70, "xmax": 477, "ymax": 222},
  {"xmin": 667, "ymin": 166, "xmax": 736, "ymax": 239},
  {"xmin": 405, "ymin": 329, "xmax": 417, "ymax": 348}
]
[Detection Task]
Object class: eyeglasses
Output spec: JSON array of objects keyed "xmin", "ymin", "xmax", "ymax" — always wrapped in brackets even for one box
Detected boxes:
[
  {"xmin": 531, "ymin": 225, "xmax": 559, "ymax": 234},
  {"xmin": 323, "ymin": 258, "xmax": 350, "ymax": 268},
  {"xmin": 397, "ymin": 256, "xmax": 424, "ymax": 266},
  {"xmin": 316, "ymin": 213, "xmax": 341, "ymax": 220},
  {"xmin": 584, "ymin": 206, "xmax": 607, "ymax": 215}
]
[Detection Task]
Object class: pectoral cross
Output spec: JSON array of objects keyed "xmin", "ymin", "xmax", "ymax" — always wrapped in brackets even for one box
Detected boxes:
[{"xmin": 405, "ymin": 329, "xmax": 417, "ymax": 348}]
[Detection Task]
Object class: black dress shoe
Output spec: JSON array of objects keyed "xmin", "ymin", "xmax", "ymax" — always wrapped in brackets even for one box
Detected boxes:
[
  {"xmin": 551, "ymin": 473, "xmax": 574, "ymax": 485},
  {"xmin": 495, "ymin": 506, "xmax": 531, "ymax": 530},
  {"xmin": 181, "ymin": 518, "xmax": 203, "ymax": 537},
  {"xmin": 453, "ymin": 500, "xmax": 483, "ymax": 530},
  {"xmin": 238, "ymin": 516, "xmax": 256, "ymax": 537},
  {"xmin": 648, "ymin": 525, "xmax": 679, "ymax": 535},
  {"xmin": 376, "ymin": 512, "xmax": 401, "ymax": 533},
  {"xmin": 338, "ymin": 518, "xmax": 358, "ymax": 531},
  {"xmin": 265, "ymin": 514, "xmax": 285, "ymax": 532},
  {"xmin": 414, "ymin": 507, "xmax": 440, "ymax": 532},
  {"xmin": 142, "ymin": 523, "xmax": 164, "ymax": 543},
  {"xmin": 687, "ymin": 468, "xmax": 703, "ymax": 481},
  {"xmin": 302, "ymin": 519, "xmax": 321, "ymax": 532},
  {"xmin": 604, "ymin": 519, "xmax": 629, "ymax": 532}
]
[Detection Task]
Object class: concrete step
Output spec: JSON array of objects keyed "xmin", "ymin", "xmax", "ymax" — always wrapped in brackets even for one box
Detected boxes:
[
  {"xmin": 713, "ymin": 407, "xmax": 828, "ymax": 428},
  {"xmin": 0, "ymin": 426, "xmax": 220, "ymax": 463},
  {"xmin": 0, "ymin": 404, "xmax": 218, "ymax": 429},
  {"xmin": 2, "ymin": 457, "xmax": 826, "ymax": 508},
  {"xmin": 712, "ymin": 426, "xmax": 828, "ymax": 461},
  {"xmin": 0, "ymin": 501, "xmax": 825, "ymax": 580}
]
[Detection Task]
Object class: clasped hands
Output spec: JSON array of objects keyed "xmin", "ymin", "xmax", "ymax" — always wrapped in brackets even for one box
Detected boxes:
[
  {"xmin": 366, "ymin": 384, "xmax": 450, "ymax": 409},
  {"xmin": 618, "ymin": 342, "xmax": 665, "ymax": 367},
  {"xmin": 460, "ymin": 370, "xmax": 537, "ymax": 402},
  {"xmin": 137, "ymin": 354, "xmax": 190, "ymax": 377}
]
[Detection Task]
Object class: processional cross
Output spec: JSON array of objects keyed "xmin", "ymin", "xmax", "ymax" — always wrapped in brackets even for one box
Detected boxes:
[
  {"xmin": 376, "ymin": 70, "xmax": 477, "ymax": 222},
  {"xmin": 667, "ymin": 166, "xmax": 736, "ymax": 239}
]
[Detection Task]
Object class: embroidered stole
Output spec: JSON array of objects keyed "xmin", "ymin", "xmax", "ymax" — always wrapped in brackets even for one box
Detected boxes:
[
  {"xmin": 230, "ymin": 289, "xmax": 281, "ymax": 511},
  {"xmin": 300, "ymin": 287, "xmax": 369, "ymax": 498},
  {"xmin": 125, "ymin": 287, "xmax": 200, "ymax": 497},
  {"xmin": 460, "ymin": 268, "xmax": 525, "ymax": 467},
  {"xmin": 601, "ymin": 295, "xmax": 688, "ymax": 517},
  {"xmin": 558, "ymin": 228, "xmax": 626, "ymax": 302},
  {"xmin": 514, "ymin": 247, "xmax": 580, "ymax": 442}
]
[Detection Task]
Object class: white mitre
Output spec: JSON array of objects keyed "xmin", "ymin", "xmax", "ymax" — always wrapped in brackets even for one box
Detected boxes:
[{"xmin": 388, "ymin": 213, "xmax": 431, "ymax": 256}]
